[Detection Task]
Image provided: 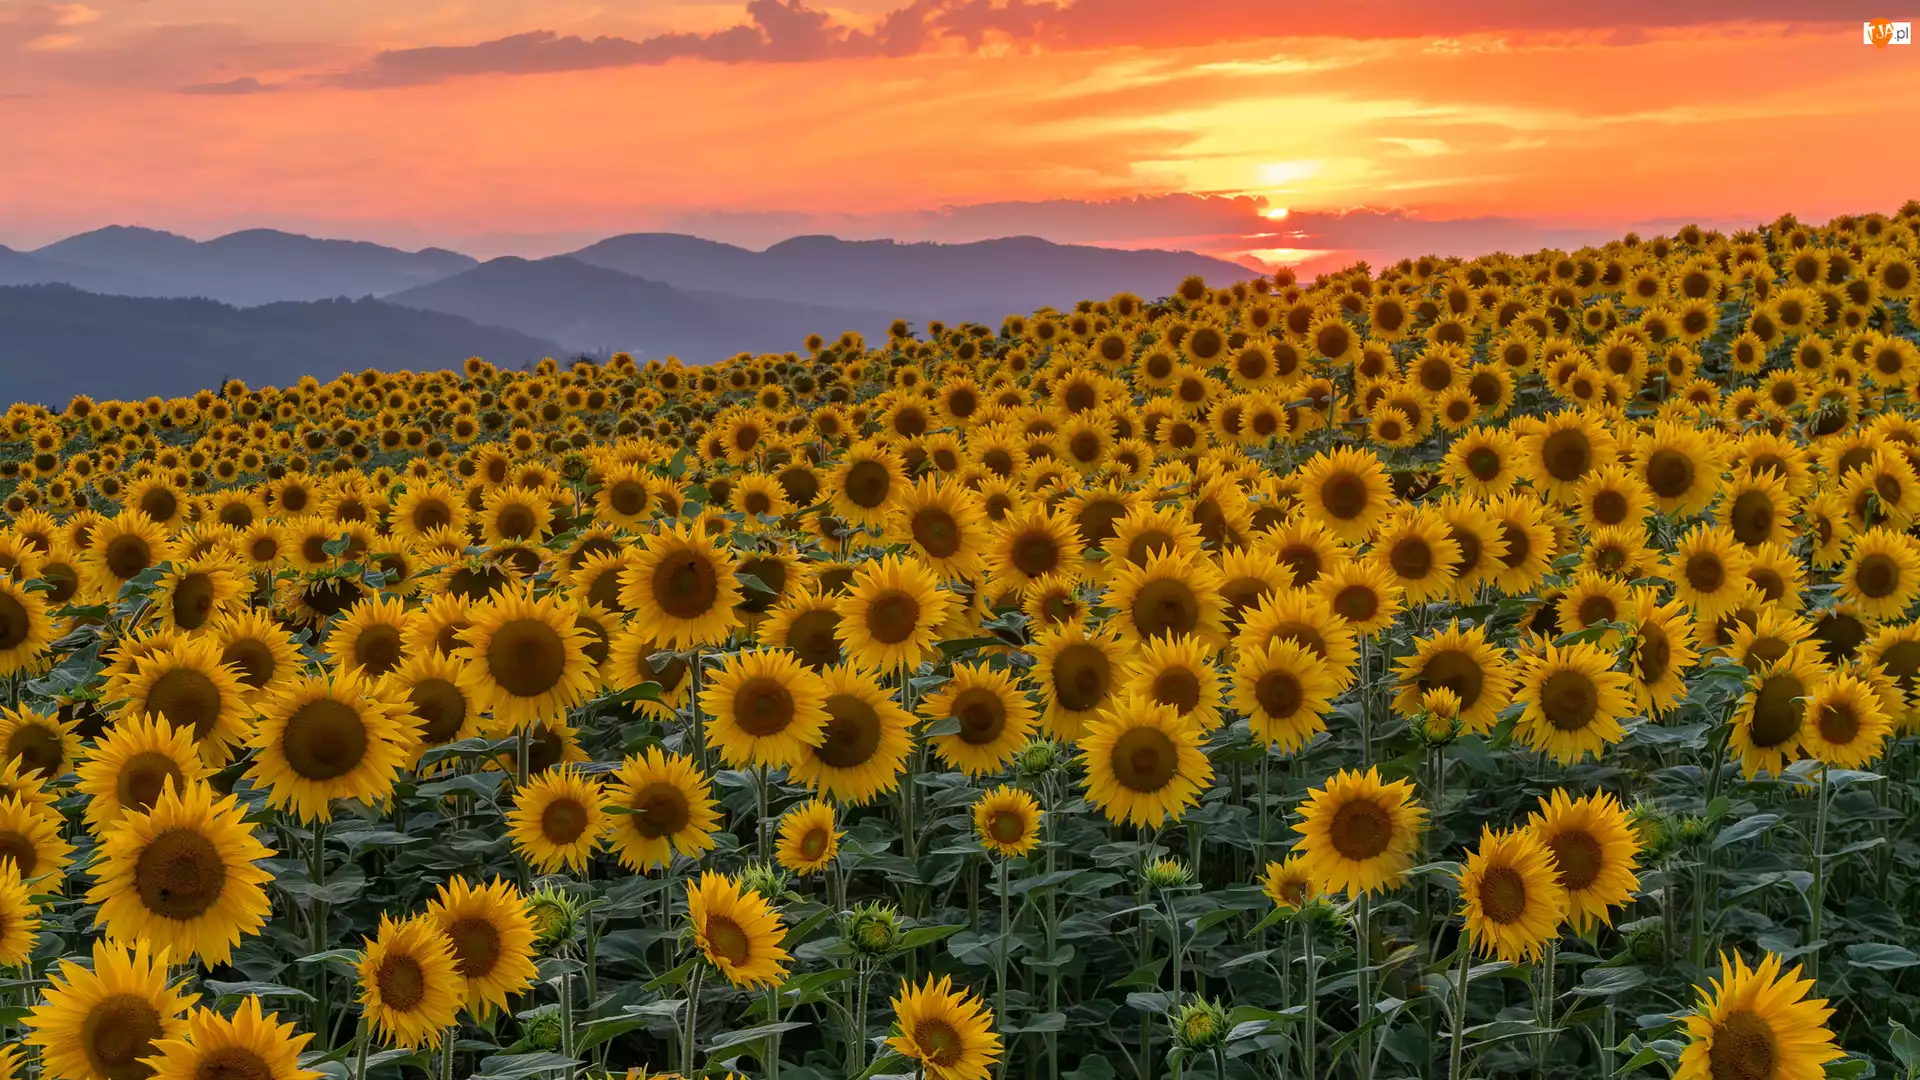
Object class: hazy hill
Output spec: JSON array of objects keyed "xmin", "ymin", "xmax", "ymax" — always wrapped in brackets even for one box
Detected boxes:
[
  {"xmin": 32, "ymin": 226, "xmax": 478, "ymax": 306},
  {"xmin": 386, "ymin": 256, "xmax": 896, "ymax": 358},
  {"xmin": 565, "ymin": 233, "xmax": 1255, "ymax": 316},
  {"xmin": 0, "ymin": 244, "xmax": 165, "ymax": 296},
  {"xmin": 0, "ymin": 285, "xmax": 559, "ymax": 404}
]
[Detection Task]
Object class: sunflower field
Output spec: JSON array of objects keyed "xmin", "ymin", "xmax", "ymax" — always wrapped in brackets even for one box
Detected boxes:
[{"xmin": 0, "ymin": 204, "xmax": 1919, "ymax": 1080}]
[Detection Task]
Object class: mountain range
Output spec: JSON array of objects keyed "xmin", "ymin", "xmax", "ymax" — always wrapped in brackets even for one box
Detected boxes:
[{"xmin": 0, "ymin": 225, "xmax": 1257, "ymax": 403}]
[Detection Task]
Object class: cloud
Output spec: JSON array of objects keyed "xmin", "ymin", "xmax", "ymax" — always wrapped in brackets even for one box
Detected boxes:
[
  {"xmin": 179, "ymin": 75, "xmax": 278, "ymax": 94},
  {"xmin": 323, "ymin": 0, "xmax": 1866, "ymax": 86}
]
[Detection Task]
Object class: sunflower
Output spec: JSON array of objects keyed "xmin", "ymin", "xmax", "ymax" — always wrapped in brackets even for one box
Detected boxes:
[
  {"xmin": 87, "ymin": 779, "xmax": 274, "ymax": 966},
  {"xmin": 1235, "ymin": 589, "xmax": 1360, "ymax": 691},
  {"xmin": 1513, "ymin": 642, "xmax": 1638, "ymax": 764},
  {"xmin": 1369, "ymin": 506, "xmax": 1462, "ymax": 603},
  {"xmin": 1629, "ymin": 591, "xmax": 1701, "ymax": 715},
  {"xmin": 505, "ymin": 765, "xmax": 608, "ymax": 873},
  {"xmin": 772, "ymin": 664, "xmax": 909, "ymax": 801},
  {"xmin": 1291, "ymin": 767, "xmax": 1427, "ymax": 897},
  {"xmin": 1571, "ymin": 463, "xmax": 1652, "ymax": 533},
  {"xmin": 891, "ymin": 477, "xmax": 990, "ymax": 580},
  {"xmin": 358, "ymin": 913, "xmax": 463, "ymax": 1048},
  {"xmin": 391, "ymin": 480, "xmax": 469, "ymax": 543},
  {"xmin": 25, "ymin": 939, "xmax": 195, "ymax": 1080},
  {"xmin": 1311, "ymin": 560, "xmax": 1403, "ymax": 637},
  {"xmin": 618, "ymin": 524, "xmax": 743, "ymax": 648},
  {"xmin": 1665, "ymin": 526, "xmax": 1755, "ymax": 623},
  {"xmin": 1730, "ymin": 646, "xmax": 1827, "ymax": 779},
  {"xmin": 888, "ymin": 975, "xmax": 1004, "ymax": 1080},
  {"xmin": 987, "ymin": 506, "xmax": 1084, "ymax": 589},
  {"xmin": 605, "ymin": 747, "xmax": 722, "ymax": 871},
  {"xmin": 834, "ymin": 555, "xmax": 954, "ymax": 672},
  {"xmin": 830, "ymin": 441, "xmax": 907, "ymax": 527},
  {"xmin": 1027, "ymin": 622, "xmax": 1126, "ymax": 740},
  {"xmin": 1485, "ymin": 493, "xmax": 1558, "ymax": 595},
  {"xmin": 1393, "ymin": 621, "xmax": 1516, "ymax": 735},
  {"xmin": 699, "ymin": 649, "xmax": 831, "ymax": 768},
  {"xmin": 74, "ymin": 712, "xmax": 210, "ymax": 829},
  {"xmin": 1800, "ymin": 669, "xmax": 1892, "ymax": 769},
  {"xmin": 762, "ymin": 585, "xmax": 846, "ymax": 670},
  {"xmin": 115, "ymin": 636, "xmax": 251, "ymax": 764},
  {"xmin": 1107, "ymin": 504, "xmax": 1206, "ymax": 574},
  {"xmin": 0, "ymin": 577, "xmax": 54, "ymax": 677},
  {"xmin": 143, "ymin": 997, "xmax": 319, "ymax": 1080},
  {"xmin": 1233, "ymin": 638, "xmax": 1338, "ymax": 753},
  {"xmin": 1526, "ymin": 789, "xmax": 1642, "ymax": 933},
  {"xmin": 455, "ymin": 586, "xmax": 597, "ymax": 731},
  {"xmin": 386, "ymin": 652, "xmax": 482, "ymax": 764},
  {"xmin": 1675, "ymin": 952, "xmax": 1840, "ymax": 1080},
  {"xmin": 688, "ymin": 870, "xmax": 791, "ymax": 989},
  {"xmin": 1078, "ymin": 694, "xmax": 1213, "ymax": 828},
  {"xmin": 150, "ymin": 557, "xmax": 243, "ymax": 635},
  {"xmin": 923, "ymin": 661, "xmax": 1038, "ymax": 775},
  {"xmin": 0, "ymin": 861, "xmax": 38, "ymax": 966},
  {"xmin": 973, "ymin": 784, "xmax": 1043, "ymax": 857},
  {"xmin": 1519, "ymin": 410, "xmax": 1616, "ymax": 503},
  {"xmin": 208, "ymin": 608, "xmax": 303, "ymax": 701},
  {"xmin": 1839, "ymin": 527, "xmax": 1920, "ymax": 620},
  {"xmin": 0, "ymin": 794, "xmax": 70, "ymax": 891},
  {"xmin": 0, "ymin": 704, "xmax": 78, "ymax": 779},
  {"xmin": 1260, "ymin": 856, "xmax": 1319, "ymax": 913},
  {"xmin": 1105, "ymin": 549, "xmax": 1228, "ymax": 648},
  {"xmin": 1634, "ymin": 420, "xmax": 1726, "ymax": 517},
  {"xmin": 1122, "ymin": 634, "xmax": 1224, "ymax": 731},
  {"xmin": 1457, "ymin": 826, "xmax": 1567, "ymax": 963},
  {"xmin": 247, "ymin": 672, "xmax": 415, "ymax": 822},
  {"xmin": 424, "ymin": 876, "xmax": 538, "ymax": 1019},
  {"xmin": 84, "ymin": 509, "xmax": 176, "ymax": 596},
  {"xmin": 1441, "ymin": 428, "xmax": 1523, "ymax": 498},
  {"xmin": 775, "ymin": 799, "xmax": 841, "ymax": 876},
  {"xmin": 1296, "ymin": 447, "xmax": 1394, "ymax": 542},
  {"xmin": 1257, "ymin": 515, "xmax": 1347, "ymax": 590}
]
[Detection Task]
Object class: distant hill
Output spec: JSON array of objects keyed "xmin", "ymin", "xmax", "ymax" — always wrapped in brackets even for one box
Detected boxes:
[
  {"xmin": 0, "ymin": 285, "xmax": 560, "ymax": 404},
  {"xmin": 32, "ymin": 226, "xmax": 478, "ymax": 306},
  {"xmin": 565, "ymin": 233, "xmax": 1255, "ymax": 317},
  {"xmin": 386, "ymin": 256, "xmax": 897, "ymax": 359},
  {"xmin": 0, "ymin": 244, "xmax": 165, "ymax": 296}
]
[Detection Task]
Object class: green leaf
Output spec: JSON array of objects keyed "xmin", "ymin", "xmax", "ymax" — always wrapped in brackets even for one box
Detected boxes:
[
  {"xmin": 705, "ymin": 1020, "xmax": 810, "ymax": 1053},
  {"xmin": 203, "ymin": 980, "xmax": 314, "ymax": 1004},
  {"xmin": 1847, "ymin": 943, "xmax": 1920, "ymax": 971},
  {"xmin": 899, "ymin": 923, "xmax": 963, "ymax": 949},
  {"xmin": 475, "ymin": 1052, "xmax": 580, "ymax": 1078},
  {"xmin": 1712, "ymin": 813, "xmax": 1781, "ymax": 850},
  {"xmin": 1889, "ymin": 1019, "xmax": 1920, "ymax": 1071}
]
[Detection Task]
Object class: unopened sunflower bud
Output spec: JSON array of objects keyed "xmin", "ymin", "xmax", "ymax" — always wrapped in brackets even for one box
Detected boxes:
[
  {"xmin": 526, "ymin": 884, "xmax": 582, "ymax": 950},
  {"xmin": 738, "ymin": 860, "xmax": 791, "ymax": 902},
  {"xmin": 522, "ymin": 1005, "xmax": 563, "ymax": 1051},
  {"xmin": 847, "ymin": 901, "xmax": 905, "ymax": 959},
  {"xmin": 1144, "ymin": 856, "xmax": 1194, "ymax": 890},
  {"xmin": 1017, "ymin": 738, "xmax": 1063, "ymax": 778},
  {"xmin": 1172, "ymin": 997, "xmax": 1229, "ymax": 1052}
]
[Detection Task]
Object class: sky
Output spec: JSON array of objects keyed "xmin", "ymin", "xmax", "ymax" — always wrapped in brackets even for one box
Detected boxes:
[{"xmin": 1, "ymin": 0, "xmax": 1916, "ymax": 275}]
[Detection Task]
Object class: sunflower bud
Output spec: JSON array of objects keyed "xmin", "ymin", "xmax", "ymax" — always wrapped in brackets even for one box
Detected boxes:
[
  {"xmin": 1172, "ymin": 998, "xmax": 1230, "ymax": 1052},
  {"xmin": 1626, "ymin": 925, "xmax": 1666, "ymax": 966},
  {"xmin": 1143, "ymin": 857, "xmax": 1194, "ymax": 891},
  {"xmin": 522, "ymin": 1005, "xmax": 564, "ymax": 1051},
  {"xmin": 1413, "ymin": 688, "xmax": 1462, "ymax": 745},
  {"xmin": 847, "ymin": 901, "xmax": 905, "ymax": 959},
  {"xmin": 526, "ymin": 884, "xmax": 582, "ymax": 951},
  {"xmin": 1626, "ymin": 801, "xmax": 1678, "ymax": 861},
  {"xmin": 738, "ymin": 861, "xmax": 791, "ymax": 903},
  {"xmin": 1676, "ymin": 814, "xmax": 1713, "ymax": 850},
  {"xmin": 1293, "ymin": 896, "xmax": 1345, "ymax": 931},
  {"xmin": 1016, "ymin": 738, "xmax": 1063, "ymax": 778}
]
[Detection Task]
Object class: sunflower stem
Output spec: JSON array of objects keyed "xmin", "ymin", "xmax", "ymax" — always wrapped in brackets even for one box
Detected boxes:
[
  {"xmin": 1809, "ymin": 762, "xmax": 1833, "ymax": 980},
  {"xmin": 1448, "ymin": 944, "xmax": 1470, "ymax": 1080},
  {"xmin": 681, "ymin": 962, "xmax": 705, "ymax": 1076},
  {"xmin": 352, "ymin": 1017, "xmax": 371, "ymax": 1080},
  {"xmin": 440, "ymin": 1027, "xmax": 457, "ymax": 1080},
  {"xmin": 1535, "ymin": 938, "xmax": 1557, "ymax": 1068},
  {"xmin": 515, "ymin": 726, "xmax": 531, "ymax": 788},
  {"xmin": 1302, "ymin": 920, "xmax": 1318, "ymax": 1078},
  {"xmin": 756, "ymin": 762, "xmax": 772, "ymax": 862},
  {"xmin": 996, "ymin": 856, "xmax": 1011, "ymax": 1059},
  {"xmin": 765, "ymin": 985, "xmax": 783, "ymax": 1080},
  {"xmin": 558, "ymin": 949, "xmax": 577, "ymax": 1072},
  {"xmin": 1355, "ymin": 892, "xmax": 1374, "ymax": 1080},
  {"xmin": 309, "ymin": 816, "xmax": 332, "ymax": 1044}
]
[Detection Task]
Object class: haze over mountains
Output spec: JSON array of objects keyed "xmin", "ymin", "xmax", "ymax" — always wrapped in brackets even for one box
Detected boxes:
[{"xmin": 0, "ymin": 225, "xmax": 1256, "ymax": 403}]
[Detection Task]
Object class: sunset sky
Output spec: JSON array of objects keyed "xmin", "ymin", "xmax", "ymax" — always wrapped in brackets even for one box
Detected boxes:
[{"xmin": 2, "ymin": 0, "xmax": 1915, "ymax": 274}]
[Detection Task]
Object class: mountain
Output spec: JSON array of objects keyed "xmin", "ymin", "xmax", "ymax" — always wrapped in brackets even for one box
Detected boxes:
[
  {"xmin": 0, "ymin": 285, "xmax": 560, "ymax": 404},
  {"xmin": 387, "ymin": 256, "xmax": 896, "ymax": 359},
  {"xmin": 0, "ymin": 244, "xmax": 165, "ymax": 296},
  {"xmin": 565, "ymin": 233, "xmax": 1256, "ymax": 317},
  {"xmin": 33, "ymin": 226, "xmax": 478, "ymax": 306}
]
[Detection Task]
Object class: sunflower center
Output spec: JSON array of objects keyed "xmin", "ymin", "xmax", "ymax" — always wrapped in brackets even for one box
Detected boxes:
[
  {"xmin": 147, "ymin": 667, "xmax": 224, "ymax": 739},
  {"xmin": 1749, "ymin": 673, "xmax": 1807, "ymax": 748},
  {"xmin": 914, "ymin": 1018, "xmax": 965, "ymax": 1066},
  {"xmin": 1110, "ymin": 727, "xmax": 1178, "ymax": 793},
  {"xmin": 1478, "ymin": 866, "xmax": 1528, "ymax": 924},
  {"xmin": 134, "ymin": 827, "xmax": 228, "ymax": 920},
  {"xmin": 705, "ymin": 915, "xmax": 752, "ymax": 966},
  {"xmin": 1590, "ymin": 489, "xmax": 1629, "ymax": 525},
  {"xmin": 1645, "ymin": 449, "xmax": 1695, "ymax": 498},
  {"xmin": 1012, "ymin": 532, "xmax": 1061, "ymax": 579},
  {"xmin": 651, "ymin": 550, "xmax": 720, "ymax": 619},
  {"xmin": 214, "ymin": 640, "xmax": 270, "ymax": 691},
  {"xmin": 0, "ymin": 830, "xmax": 34, "ymax": 876},
  {"xmin": 1329, "ymin": 799, "xmax": 1393, "ymax": 861},
  {"xmin": 844, "ymin": 461, "xmax": 892, "ymax": 508},
  {"xmin": 949, "ymin": 687, "xmax": 1008, "ymax": 745},
  {"xmin": 409, "ymin": 678, "xmax": 468, "ymax": 744},
  {"xmin": 1540, "ymin": 669, "xmax": 1600, "ymax": 731},
  {"xmin": 866, "ymin": 592, "xmax": 922, "ymax": 645},
  {"xmin": 799, "ymin": 827, "xmax": 830, "ymax": 859},
  {"xmin": 1150, "ymin": 668, "xmax": 1202, "ymax": 712},
  {"xmin": 911, "ymin": 509, "xmax": 961, "ymax": 558},
  {"xmin": 988, "ymin": 809, "xmax": 1027, "ymax": 845},
  {"xmin": 1855, "ymin": 553, "xmax": 1900, "ymax": 599},
  {"xmin": 105, "ymin": 534, "xmax": 154, "ymax": 580},
  {"xmin": 1817, "ymin": 700, "xmax": 1861, "ymax": 746},
  {"xmin": 1319, "ymin": 472, "xmax": 1369, "ymax": 520},
  {"xmin": 1050, "ymin": 645, "xmax": 1110, "ymax": 713},
  {"xmin": 783, "ymin": 609, "xmax": 842, "ymax": 669},
  {"xmin": 1417, "ymin": 649, "xmax": 1485, "ymax": 710},
  {"xmin": 486, "ymin": 618, "xmax": 567, "ymax": 698},
  {"xmin": 541, "ymin": 797, "xmax": 589, "ymax": 844},
  {"xmin": 117, "ymin": 751, "xmax": 185, "ymax": 813},
  {"xmin": 1388, "ymin": 538, "xmax": 1433, "ymax": 580},
  {"xmin": 628, "ymin": 781, "xmax": 692, "ymax": 838},
  {"xmin": 81, "ymin": 993, "xmax": 164, "ymax": 1080},
  {"xmin": 7, "ymin": 724, "xmax": 62, "ymax": 777},
  {"xmin": 1255, "ymin": 669, "xmax": 1305, "ymax": 720},
  {"xmin": 1707, "ymin": 1010, "xmax": 1780, "ymax": 1080},
  {"xmin": 1685, "ymin": 553, "xmax": 1726, "ymax": 593},
  {"xmin": 1126, "ymin": 531, "xmax": 1176, "ymax": 567},
  {"xmin": 1465, "ymin": 447, "xmax": 1501, "ymax": 481},
  {"xmin": 281, "ymin": 699, "xmax": 370, "ymax": 781},
  {"xmin": 377, "ymin": 954, "xmax": 427, "ymax": 1011},
  {"xmin": 348, "ymin": 624, "xmax": 403, "ymax": 677},
  {"xmin": 1730, "ymin": 491, "xmax": 1774, "ymax": 545},
  {"xmin": 735, "ymin": 676, "xmax": 797, "ymax": 737},
  {"xmin": 194, "ymin": 1045, "xmax": 274, "ymax": 1080},
  {"xmin": 1546, "ymin": 829, "xmax": 1604, "ymax": 892},
  {"xmin": 607, "ymin": 480, "xmax": 648, "ymax": 517},
  {"xmin": 164, "ymin": 572, "xmax": 215, "ymax": 631},
  {"xmin": 1132, "ymin": 579, "xmax": 1198, "ymax": 639},
  {"xmin": 817, "ymin": 696, "xmax": 883, "ymax": 767},
  {"xmin": 1332, "ymin": 584, "xmax": 1380, "ymax": 624}
]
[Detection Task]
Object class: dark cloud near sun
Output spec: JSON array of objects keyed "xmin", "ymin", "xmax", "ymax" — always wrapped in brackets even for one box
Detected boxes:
[
  {"xmin": 179, "ymin": 76, "xmax": 279, "ymax": 95},
  {"xmin": 323, "ymin": 0, "xmax": 1873, "ymax": 87}
]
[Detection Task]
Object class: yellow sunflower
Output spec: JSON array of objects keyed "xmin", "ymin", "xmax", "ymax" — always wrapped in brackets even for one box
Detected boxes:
[
  {"xmin": 1839, "ymin": 527, "xmax": 1920, "ymax": 620},
  {"xmin": 358, "ymin": 912, "xmax": 463, "ymax": 1048},
  {"xmin": 0, "ymin": 576, "xmax": 55, "ymax": 677},
  {"xmin": 1296, "ymin": 446, "xmax": 1395, "ymax": 542},
  {"xmin": 834, "ymin": 555, "xmax": 954, "ymax": 672},
  {"xmin": 209, "ymin": 608, "xmax": 303, "ymax": 702},
  {"xmin": 789, "ymin": 663, "xmax": 915, "ymax": 804},
  {"xmin": 1629, "ymin": 591, "xmax": 1701, "ymax": 716},
  {"xmin": 84, "ymin": 509, "xmax": 176, "ymax": 596},
  {"xmin": 387, "ymin": 652, "xmax": 483, "ymax": 765},
  {"xmin": 1525, "ymin": 788, "xmax": 1642, "ymax": 933},
  {"xmin": 1078, "ymin": 694, "xmax": 1213, "ymax": 828},
  {"xmin": 887, "ymin": 975, "xmax": 1004, "ymax": 1080},
  {"xmin": 426, "ymin": 876, "xmax": 539, "ymax": 1018},
  {"xmin": 455, "ymin": 585, "xmax": 598, "ymax": 731},
  {"xmin": 1311, "ymin": 560, "xmax": 1404, "ymax": 637},
  {"xmin": 115, "ymin": 636, "xmax": 251, "ymax": 764},
  {"xmin": 775, "ymin": 798, "xmax": 841, "ymax": 876},
  {"xmin": 0, "ymin": 861, "xmax": 39, "ymax": 966},
  {"xmin": 506, "ymin": 765, "xmax": 609, "ymax": 873},
  {"xmin": 618, "ymin": 523, "xmax": 743, "ymax": 648},
  {"xmin": 1236, "ymin": 588, "xmax": 1361, "ymax": 691},
  {"xmin": 74, "ymin": 712, "xmax": 210, "ymax": 829},
  {"xmin": 1513, "ymin": 642, "xmax": 1638, "ymax": 764},
  {"xmin": 1457, "ymin": 825, "xmax": 1567, "ymax": 963},
  {"xmin": 890, "ymin": 477, "xmax": 990, "ymax": 580},
  {"xmin": 1122, "ymin": 633, "xmax": 1224, "ymax": 731},
  {"xmin": 1393, "ymin": 621, "xmax": 1516, "ymax": 735},
  {"xmin": 0, "ymin": 704, "xmax": 78, "ymax": 780},
  {"xmin": 1105, "ymin": 549, "xmax": 1228, "ymax": 648},
  {"xmin": 987, "ymin": 506, "xmax": 1085, "ymax": 589},
  {"xmin": 688, "ymin": 870, "xmax": 791, "ymax": 989},
  {"xmin": 26, "ymin": 939, "xmax": 195, "ymax": 1080},
  {"xmin": 0, "ymin": 793, "xmax": 71, "ymax": 891},
  {"xmin": 830, "ymin": 441, "xmax": 907, "ymax": 527},
  {"xmin": 1730, "ymin": 646, "xmax": 1828, "ymax": 779},
  {"xmin": 923, "ymin": 661, "xmax": 1038, "ymax": 776},
  {"xmin": 247, "ymin": 672, "xmax": 416, "ymax": 822},
  {"xmin": 1260, "ymin": 855, "xmax": 1318, "ymax": 913},
  {"xmin": 973, "ymin": 784, "xmax": 1043, "ymax": 857},
  {"xmin": 1675, "ymin": 953, "xmax": 1840, "ymax": 1080},
  {"xmin": 1291, "ymin": 766, "xmax": 1427, "ymax": 897},
  {"xmin": 143, "ymin": 998, "xmax": 319, "ymax": 1080},
  {"xmin": 699, "ymin": 649, "xmax": 831, "ymax": 768},
  {"xmin": 1233, "ymin": 638, "xmax": 1338, "ymax": 754},
  {"xmin": 87, "ymin": 779, "xmax": 275, "ymax": 966},
  {"xmin": 606, "ymin": 747, "xmax": 722, "ymax": 871},
  {"xmin": 151, "ymin": 557, "xmax": 244, "ymax": 634},
  {"xmin": 327, "ymin": 593, "xmax": 413, "ymax": 680},
  {"xmin": 762, "ymin": 585, "xmax": 846, "ymax": 670},
  {"xmin": 1800, "ymin": 669, "xmax": 1892, "ymax": 769},
  {"xmin": 1666, "ymin": 526, "xmax": 1755, "ymax": 623}
]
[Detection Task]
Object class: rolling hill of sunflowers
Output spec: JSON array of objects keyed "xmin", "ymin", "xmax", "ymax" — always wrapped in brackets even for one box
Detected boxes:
[{"xmin": 1, "ymin": 203, "xmax": 1920, "ymax": 1080}]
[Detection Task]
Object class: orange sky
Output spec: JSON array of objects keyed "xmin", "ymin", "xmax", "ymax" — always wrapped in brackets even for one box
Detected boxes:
[{"xmin": 2, "ymin": 0, "xmax": 1915, "ymax": 271}]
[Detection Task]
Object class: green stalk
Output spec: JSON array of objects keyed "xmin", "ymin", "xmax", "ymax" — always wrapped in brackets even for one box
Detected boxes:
[
  {"xmin": 352, "ymin": 1018, "xmax": 371, "ymax": 1080},
  {"xmin": 756, "ymin": 762, "xmax": 773, "ymax": 862},
  {"xmin": 1536, "ymin": 938, "xmax": 1557, "ymax": 1069},
  {"xmin": 1302, "ymin": 921, "xmax": 1318, "ymax": 1077},
  {"xmin": 996, "ymin": 857, "xmax": 1012, "ymax": 1045},
  {"xmin": 766, "ymin": 985, "xmax": 783, "ymax": 1080},
  {"xmin": 681, "ymin": 963, "xmax": 706, "ymax": 1076},
  {"xmin": 1448, "ymin": 945, "xmax": 1470, "ymax": 1080},
  {"xmin": 1355, "ymin": 893, "xmax": 1374, "ymax": 1080},
  {"xmin": 309, "ymin": 816, "xmax": 331, "ymax": 1043},
  {"xmin": 1809, "ymin": 763, "xmax": 1833, "ymax": 980}
]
